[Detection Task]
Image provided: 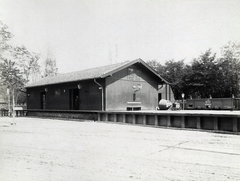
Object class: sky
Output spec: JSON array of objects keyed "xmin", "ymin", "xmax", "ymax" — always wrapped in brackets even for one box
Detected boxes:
[{"xmin": 0, "ymin": 0, "xmax": 240, "ymax": 73}]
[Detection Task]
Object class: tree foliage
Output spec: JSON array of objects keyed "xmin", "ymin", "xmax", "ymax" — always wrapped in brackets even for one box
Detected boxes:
[
  {"xmin": 0, "ymin": 21, "xmax": 13, "ymax": 54},
  {"xmin": 0, "ymin": 59, "xmax": 26, "ymax": 105},
  {"xmin": 11, "ymin": 46, "xmax": 41, "ymax": 82},
  {"xmin": 183, "ymin": 50, "xmax": 220, "ymax": 98},
  {"xmin": 0, "ymin": 21, "xmax": 61, "ymax": 105},
  {"xmin": 0, "ymin": 21, "xmax": 13, "ymax": 107},
  {"xmin": 219, "ymin": 41, "xmax": 240, "ymax": 97},
  {"xmin": 43, "ymin": 49, "xmax": 58, "ymax": 77},
  {"xmin": 147, "ymin": 42, "xmax": 240, "ymax": 99},
  {"xmin": 44, "ymin": 57, "xmax": 58, "ymax": 77},
  {"xmin": 0, "ymin": 59, "xmax": 24, "ymax": 87}
]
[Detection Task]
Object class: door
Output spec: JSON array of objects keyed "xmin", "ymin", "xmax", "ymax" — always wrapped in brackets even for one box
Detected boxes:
[
  {"xmin": 69, "ymin": 89, "xmax": 79, "ymax": 110},
  {"xmin": 40, "ymin": 92, "xmax": 46, "ymax": 109},
  {"xmin": 158, "ymin": 93, "xmax": 162, "ymax": 103}
]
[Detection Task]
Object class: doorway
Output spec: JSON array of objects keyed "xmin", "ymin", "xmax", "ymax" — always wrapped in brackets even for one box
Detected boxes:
[
  {"xmin": 40, "ymin": 92, "xmax": 46, "ymax": 109},
  {"xmin": 158, "ymin": 93, "xmax": 162, "ymax": 103},
  {"xmin": 69, "ymin": 88, "xmax": 79, "ymax": 110}
]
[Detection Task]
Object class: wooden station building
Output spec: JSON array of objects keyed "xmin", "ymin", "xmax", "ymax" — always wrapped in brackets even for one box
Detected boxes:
[{"xmin": 25, "ymin": 59, "xmax": 174, "ymax": 111}]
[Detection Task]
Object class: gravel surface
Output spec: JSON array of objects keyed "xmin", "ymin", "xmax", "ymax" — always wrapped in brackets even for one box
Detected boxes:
[{"xmin": 0, "ymin": 117, "xmax": 240, "ymax": 181}]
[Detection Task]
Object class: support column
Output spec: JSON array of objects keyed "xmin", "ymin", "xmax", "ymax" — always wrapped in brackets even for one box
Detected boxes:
[
  {"xmin": 197, "ymin": 117, "xmax": 201, "ymax": 129},
  {"xmin": 167, "ymin": 115, "xmax": 171, "ymax": 127},
  {"xmin": 143, "ymin": 115, "xmax": 146, "ymax": 125},
  {"xmin": 214, "ymin": 117, "xmax": 218, "ymax": 130},
  {"xmin": 133, "ymin": 114, "xmax": 136, "ymax": 125},
  {"xmin": 155, "ymin": 115, "xmax": 158, "ymax": 126},
  {"xmin": 98, "ymin": 113, "xmax": 101, "ymax": 121},
  {"xmin": 114, "ymin": 114, "xmax": 117, "ymax": 122},
  {"xmin": 105, "ymin": 113, "xmax": 108, "ymax": 122},
  {"xmin": 233, "ymin": 117, "xmax": 238, "ymax": 132},
  {"xmin": 181, "ymin": 116, "xmax": 185, "ymax": 128},
  {"xmin": 123, "ymin": 114, "xmax": 126, "ymax": 123}
]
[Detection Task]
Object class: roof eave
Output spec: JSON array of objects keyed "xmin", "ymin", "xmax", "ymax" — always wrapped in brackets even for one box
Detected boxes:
[{"xmin": 25, "ymin": 76, "xmax": 103, "ymax": 88}]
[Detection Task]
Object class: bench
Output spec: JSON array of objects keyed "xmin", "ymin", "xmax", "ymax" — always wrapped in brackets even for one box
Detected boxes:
[{"xmin": 126, "ymin": 102, "xmax": 141, "ymax": 111}]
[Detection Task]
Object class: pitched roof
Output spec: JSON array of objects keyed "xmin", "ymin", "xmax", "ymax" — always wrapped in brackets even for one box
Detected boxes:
[{"xmin": 25, "ymin": 59, "xmax": 168, "ymax": 88}]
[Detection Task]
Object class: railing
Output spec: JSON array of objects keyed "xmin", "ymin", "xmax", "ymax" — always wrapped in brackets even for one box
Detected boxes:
[{"xmin": 0, "ymin": 109, "xmax": 28, "ymax": 117}]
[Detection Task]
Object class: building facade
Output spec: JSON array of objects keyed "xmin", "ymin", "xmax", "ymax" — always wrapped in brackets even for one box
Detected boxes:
[{"xmin": 26, "ymin": 59, "xmax": 174, "ymax": 111}]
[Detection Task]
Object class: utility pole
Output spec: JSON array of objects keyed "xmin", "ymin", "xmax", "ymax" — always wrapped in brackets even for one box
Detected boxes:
[
  {"xmin": 7, "ymin": 88, "xmax": 10, "ymax": 116},
  {"xmin": 12, "ymin": 88, "xmax": 15, "ymax": 121},
  {"xmin": 9, "ymin": 87, "xmax": 16, "ymax": 125},
  {"xmin": 182, "ymin": 93, "xmax": 185, "ymax": 110}
]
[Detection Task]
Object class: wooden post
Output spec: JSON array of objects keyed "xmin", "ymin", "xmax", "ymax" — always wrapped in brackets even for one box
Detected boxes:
[
  {"xmin": 98, "ymin": 113, "xmax": 101, "ymax": 121},
  {"xmin": 105, "ymin": 113, "xmax": 108, "ymax": 122},
  {"xmin": 143, "ymin": 115, "xmax": 146, "ymax": 125},
  {"xmin": 214, "ymin": 117, "xmax": 218, "ymax": 130},
  {"xmin": 155, "ymin": 115, "xmax": 158, "ymax": 126},
  {"xmin": 114, "ymin": 114, "xmax": 117, "ymax": 122},
  {"xmin": 197, "ymin": 116, "xmax": 201, "ymax": 129},
  {"xmin": 167, "ymin": 115, "xmax": 171, "ymax": 127},
  {"xmin": 181, "ymin": 116, "xmax": 185, "ymax": 128},
  {"xmin": 133, "ymin": 114, "xmax": 136, "ymax": 125},
  {"xmin": 123, "ymin": 114, "xmax": 126, "ymax": 123},
  {"xmin": 233, "ymin": 117, "xmax": 238, "ymax": 132}
]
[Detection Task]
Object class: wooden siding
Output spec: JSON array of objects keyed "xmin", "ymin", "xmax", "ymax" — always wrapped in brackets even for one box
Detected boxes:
[
  {"xmin": 27, "ymin": 80, "xmax": 104, "ymax": 110},
  {"xmin": 105, "ymin": 64, "xmax": 159, "ymax": 111}
]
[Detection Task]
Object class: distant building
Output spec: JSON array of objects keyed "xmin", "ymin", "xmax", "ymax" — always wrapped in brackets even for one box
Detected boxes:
[{"xmin": 25, "ymin": 59, "xmax": 174, "ymax": 111}]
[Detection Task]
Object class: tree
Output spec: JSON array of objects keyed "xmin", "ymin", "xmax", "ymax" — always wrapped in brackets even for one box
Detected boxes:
[
  {"xmin": 0, "ymin": 59, "xmax": 24, "ymax": 87},
  {"xmin": 182, "ymin": 49, "xmax": 221, "ymax": 98},
  {"xmin": 11, "ymin": 46, "xmax": 41, "ymax": 83},
  {"xmin": 0, "ymin": 21, "xmax": 41, "ymax": 105},
  {"xmin": 219, "ymin": 41, "xmax": 240, "ymax": 97},
  {"xmin": 0, "ymin": 21, "xmax": 13, "ymax": 108},
  {"xmin": 147, "ymin": 59, "xmax": 187, "ymax": 99},
  {"xmin": 161, "ymin": 59, "xmax": 187, "ymax": 99},
  {"xmin": 0, "ymin": 21, "xmax": 13, "ymax": 56},
  {"xmin": 0, "ymin": 59, "xmax": 25, "ymax": 106},
  {"xmin": 147, "ymin": 60, "xmax": 164, "ymax": 73},
  {"xmin": 43, "ymin": 49, "xmax": 58, "ymax": 77}
]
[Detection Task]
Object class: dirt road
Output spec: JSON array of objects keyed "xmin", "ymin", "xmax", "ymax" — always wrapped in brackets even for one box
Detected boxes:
[{"xmin": 0, "ymin": 117, "xmax": 240, "ymax": 181}]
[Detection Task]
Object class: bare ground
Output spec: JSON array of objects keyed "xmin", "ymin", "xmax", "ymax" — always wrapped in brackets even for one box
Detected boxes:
[{"xmin": 0, "ymin": 117, "xmax": 240, "ymax": 181}]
